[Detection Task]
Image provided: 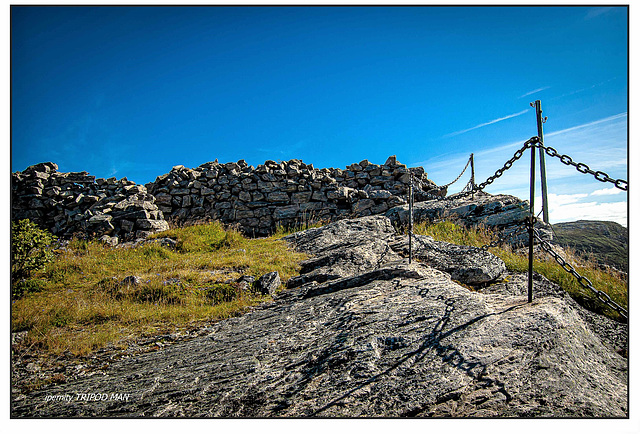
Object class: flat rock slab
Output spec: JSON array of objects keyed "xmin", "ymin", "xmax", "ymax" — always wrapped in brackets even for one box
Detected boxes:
[
  {"xmin": 11, "ymin": 216, "xmax": 627, "ymax": 417},
  {"xmin": 385, "ymin": 192, "xmax": 553, "ymax": 245}
]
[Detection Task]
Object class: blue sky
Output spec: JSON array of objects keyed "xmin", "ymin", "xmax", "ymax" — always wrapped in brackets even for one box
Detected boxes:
[{"xmin": 11, "ymin": 5, "xmax": 629, "ymax": 225}]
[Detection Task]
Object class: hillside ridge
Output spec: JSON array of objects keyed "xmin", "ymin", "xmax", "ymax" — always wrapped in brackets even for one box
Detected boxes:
[{"xmin": 551, "ymin": 220, "xmax": 628, "ymax": 272}]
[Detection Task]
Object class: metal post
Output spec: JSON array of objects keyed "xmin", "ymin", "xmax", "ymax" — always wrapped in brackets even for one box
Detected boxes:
[
  {"xmin": 470, "ymin": 153, "xmax": 475, "ymax": 199},
  {"xmin": 408, "ymin": 174, "xmax": 414, "ymax": 264},
  {"xmin": 528, "ymin": 132, "xmax": 536, "ymax": 303},
  {"xmin": 534, "ymin": 100, "xmax": 550, "ymax": 224}
]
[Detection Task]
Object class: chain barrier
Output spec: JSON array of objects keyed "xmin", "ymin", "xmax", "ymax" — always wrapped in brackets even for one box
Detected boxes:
[
  {"xmin": 410, "ymin": 178, "xmax": 450, "ymax": 202},
  {"xmin": 410, "ymin": 136, "xmax": 539, "ymax": 203},
  {"xmin": 439, "ymin": 155, "xmax": 472, "ymax": 189},
  {"xmin": 406, "ymin": 128, "xmax": 628, "ymax": 320},
  {"xmin": 472, "ymin": 136, "xmax": 539, "ymax": 193},
  {"xmin": 533, "ymin": 228, "xmax": 628, "ymax": 320},
  {"xmin": 412, "ymin": 135, "xmax": 627, "ymax": 204},
  {"xmin": 411, "ymin": 176, "xmax": 478, "ymax": 202},
  {"xmin": 532, "ymin": 142, "xmax": 628, "ymax": 191}
]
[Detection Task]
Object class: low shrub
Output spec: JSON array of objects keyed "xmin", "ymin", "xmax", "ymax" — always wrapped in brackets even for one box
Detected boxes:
[
  {"xmin": 11, "ymin": 219, "xmax": 57, "ymax": 294},
  {"xmin": 12, "ymin": 278, "xmax": 47, "ymax": 298}
]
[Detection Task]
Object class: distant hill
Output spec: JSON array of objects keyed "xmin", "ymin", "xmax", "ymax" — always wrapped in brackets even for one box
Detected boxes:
[{"xmin": 552, "ymin": 220, "xmax": 628, "ymax": 272}]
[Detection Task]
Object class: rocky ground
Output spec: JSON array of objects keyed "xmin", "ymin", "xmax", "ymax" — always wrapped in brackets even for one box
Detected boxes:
[{"xmin": 11, "ymin": 215, "xmax": 628, "ymax": 417}]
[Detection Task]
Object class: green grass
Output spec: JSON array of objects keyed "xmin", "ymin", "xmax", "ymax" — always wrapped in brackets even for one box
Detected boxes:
[
  {"xmin": 414, "ymin": 221, "xmax": 628, "ymax": 322},
  {"xmin": 11, "ymin": 221, "xmax": 307, "ymax": 356},
  {"xmin": 271, "ymin": 213, "xmax": 330, "ymax": 238}
]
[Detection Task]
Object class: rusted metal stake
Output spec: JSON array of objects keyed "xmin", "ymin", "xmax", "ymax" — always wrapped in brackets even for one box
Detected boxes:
[
  {"xmin": 470, "ymin": 153, "xmax": 475, "ymax": 199},
  {"xmin": 408, "ymin": 176, "xmax": 414, "ymax": 264},
  {"xmin": 534, "ymin": 100, "xmax": 550, "ymax": 224},
  {"xmin": 528, "ymin": 133, "xmax": 536, "ymax": 303}
]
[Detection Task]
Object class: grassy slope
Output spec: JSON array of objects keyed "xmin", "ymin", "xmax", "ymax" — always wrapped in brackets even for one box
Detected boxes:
[
  {"xmin": 551, "ymin": 220, "xmax": 628, "ymax": 271},
  {"xmin": 414, "ymin": 221, "xmax": 628, "ymax": 323},
  {"xmin": 11, "ymin": 221, "xmax": 307, "ymax": 356},
  {"xmin": 12, "ymin": 218, "xmax": 628, "ymax": 357}
]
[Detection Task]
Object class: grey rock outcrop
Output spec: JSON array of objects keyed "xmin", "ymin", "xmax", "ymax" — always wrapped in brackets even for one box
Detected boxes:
[
  {"xmin": 386, "ymin": 191, "xmax": 553, "ymax": 246},
  {"xmin": 401, "ymin": 235, "xmax": 506, "ymax": 285},
  {"xmin": 11, "ymin": 215, "xmax": 627, "ymax": 417},
  {"xmin": 255, "ymin": 271, "xmax": 281, "ymax": 296}
]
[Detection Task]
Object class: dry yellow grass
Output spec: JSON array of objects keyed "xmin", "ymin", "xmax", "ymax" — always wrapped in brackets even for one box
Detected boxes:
[{"xmin": 11, "ymin": 221, "xmax": 307, "ymax": 355}]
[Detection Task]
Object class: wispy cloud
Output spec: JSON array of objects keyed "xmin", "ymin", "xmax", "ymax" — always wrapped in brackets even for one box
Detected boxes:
[
  {"xmin": 546, "ymin": 197, "xmax": 627, "ymax": 226},
  {"xmin": 533, "ymin": 193, "xmax": 627, "ymax": 225},
  {"xmin": 550, "ymin": 77, "xmax": 618, "ymax": 101},
  {"xmin": 519, "ymin": 86, "xmax": 551, "ymax": 99},
  {"xmin": 585, "ymin": 7, "xmax": 615, "ymax": 20},
  {"xmin": 419, "ymin": 109, "xmax": 627, "ymax": 226},
  {"xmin": 107, "ymin": 166, "xmax": 119, "ymax": 177},
  {"xmin": 443, "ymin": 109, "xmax": 529, "ymax": 138},
  {"xmin": 546, "ymin": 112, "xmax": 627, "ymax": 138}
]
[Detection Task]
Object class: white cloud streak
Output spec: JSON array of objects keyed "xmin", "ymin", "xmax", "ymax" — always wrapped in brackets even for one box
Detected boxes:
[
  {"xmin": 443, "ymin": 109, "xmax": 529, "ymax": 138},
  {"xmin": 590, "ymin": 187, "xmax": 623, "ymax": 197},
  {"xmin": 532, "ymin": 193, "xmax": 627, "ymax": 226},
  {"xmin": 519, "ymin": 86, "xmax": 551, "ymax": 98},
  {"xmin": 584, "ymin": 7, "xmax": 615, "ymax": 20},
  {"xmin": 546, "ymin": 112, "xmax": 627, "ymax": 138},
  {"xmin": 550, "ymin": 77, "xmax": 618, "ymax": 101},
  {"xmin": 547, "ymin": 199, "xmax": 627, "ymax": 226}
]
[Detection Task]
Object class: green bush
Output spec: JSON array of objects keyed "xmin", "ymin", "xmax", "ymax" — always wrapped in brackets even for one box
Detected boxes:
[
  {"xmin": 11, "ymin": 219, "xmax": 57, "ymax": 283},
  {"xmin": 12, "ymin": 278, "xmax": 46, "ymax": 298}
]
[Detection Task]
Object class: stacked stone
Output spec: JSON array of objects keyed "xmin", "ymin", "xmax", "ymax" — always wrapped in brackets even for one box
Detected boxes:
[
  {"xmin": 11, "ymin": 163, "xmax": 169, "ymax": 244},
  {"xmin": 147, "ymin": 156, "xmax": 439, "ymax": 236}
]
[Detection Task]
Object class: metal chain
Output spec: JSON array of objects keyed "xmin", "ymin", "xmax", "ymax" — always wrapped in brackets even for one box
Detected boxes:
[
  {"xmin": 532, "ymin": 142, "xmax": 628, "ymax": 191},
  {"xmin": 533, "ymin": 229, "xmax": 628, "ymax": 320},
  {"xmin": 407, "ymin": 137, "xmax": 538, "ymax": 201},
  {"xmin": 409, "ymin": 136, "xmax": 538, "ymax": 203},
  {"xmin": 439, "ymin": 155, "xmax": 472, "ymax": 189},
  {"xmin": 472, "ymin": 136, "xmax": 539, "ymax": 192},
  {"xmin": 411, "ymin": 177, "xmax": 452, "ymax": 202},
  {"xmin": 405, "ymin": 134, "xmax": 627, "ymax": 320}
]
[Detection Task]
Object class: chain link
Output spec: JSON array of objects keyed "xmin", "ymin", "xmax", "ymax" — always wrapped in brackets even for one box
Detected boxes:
[
  {"xmin": 533, "ymin": 229, "xmax": 628, "ymax": 320},
  {"xmin": 408, "ymin": 136, "xmax": 538, "ymax": 202},
  {"xmin": 411, "ymin": 177, "xmax": 451, "ymax": 202},
  {"xmin": 533, "ymin": 143, "xmax": 628, "ymax": 191},
  {"xmin": 412, "ymin": 135, "xmax": 627, "ymax": 206}
]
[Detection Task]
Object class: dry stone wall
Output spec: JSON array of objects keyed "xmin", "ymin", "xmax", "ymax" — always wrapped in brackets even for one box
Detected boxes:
[
  {"xmin": 11, "ymin": 163, "xmax": 168, "ymax": 244},
  {"xmin": 12, "ymin": 156, "xmax": 440, "ymax": 241},
  {"xmin": 146, "ymin": 156, "xmax": 440, "ymax": 236}
]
